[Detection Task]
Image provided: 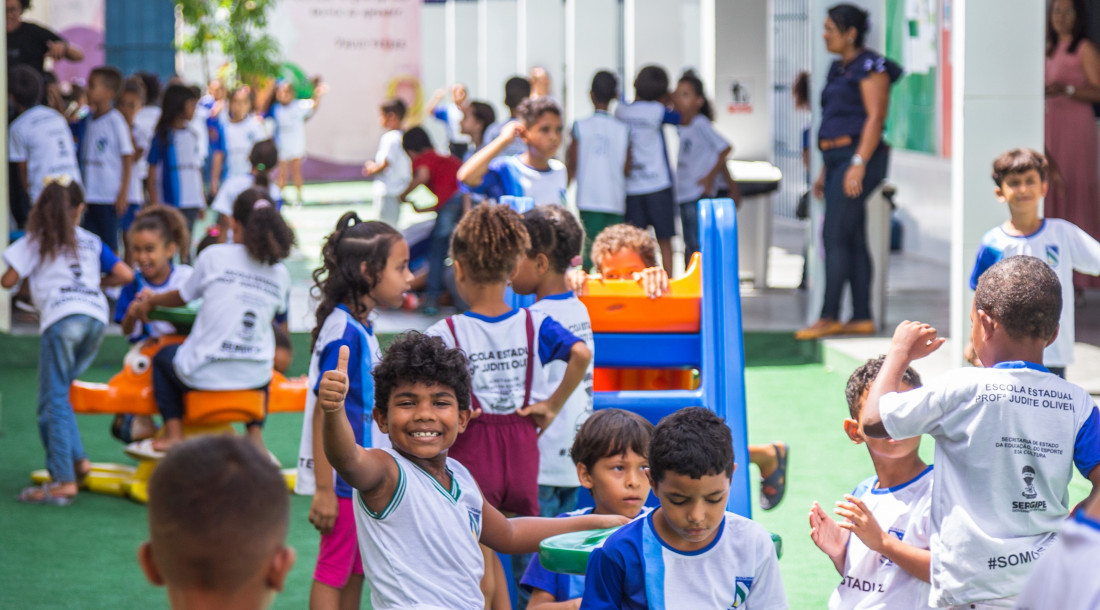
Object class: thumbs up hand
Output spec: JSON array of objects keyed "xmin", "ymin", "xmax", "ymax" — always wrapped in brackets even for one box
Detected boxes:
[{"xmin": 318, "ymin": 345, "xmax": 350, "ymax": 413}]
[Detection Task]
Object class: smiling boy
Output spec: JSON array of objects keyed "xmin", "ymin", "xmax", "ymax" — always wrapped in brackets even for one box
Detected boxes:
[{"xmin": 581, "ymin": 407, "xmax": 787, "ymax": 609}]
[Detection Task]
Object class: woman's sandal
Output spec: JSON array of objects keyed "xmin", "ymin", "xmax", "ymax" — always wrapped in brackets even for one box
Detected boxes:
[
  {"xmin": 17, "ymin": 483, "xmax": 76, "ymax": 506},
  {"xmin": 759, "ymin": 442, "xmax": 789, "ymax": 511}
]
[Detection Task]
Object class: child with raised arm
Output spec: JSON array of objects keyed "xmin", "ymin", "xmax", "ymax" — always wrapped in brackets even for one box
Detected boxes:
[
  {"xmin": 861, "ymin": 256, "xmax": 1100, "ymax": 607},
  {"xmin": 522, "ymin": 409, "xmax": 655, "ymax": 609},
  {"xmin": 426, "ymin": 83, "xmax": 472, "ymax": 158},
  {"xmin": 363, "ymin": 98, "xmax": 411, "ymax": 226},
  {"xmin": 139, "ymin": 435, "xmax": 296, "ymax": 610},
  {"xmin": 318, "ymin": 332, "xmax": 626, "ymax": 609},
  {"xmin": 582, "ymin": 407, "xmax": 787, "ymax": 609},
  {"xmin": 270, "ymin": 77, "xmax": 325, "ymax": 203},
  {"xmin": 297, "ymin": 213, "xmax": 412, "ymax": 609},
  {"xmin": 810, "ymin": 356, "xmax": 932, "ymax": 609},
  {"xmin": 968, "ymin": 148, "xmax": 1100, "ymax": 378}
]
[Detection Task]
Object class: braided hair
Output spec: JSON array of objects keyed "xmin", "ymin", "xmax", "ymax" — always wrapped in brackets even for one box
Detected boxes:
[{"xmin": 450, "ymin": 204, "xmax": 530, "ymax": 283}]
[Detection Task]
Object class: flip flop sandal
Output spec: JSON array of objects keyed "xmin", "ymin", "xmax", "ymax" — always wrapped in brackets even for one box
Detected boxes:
[
  {"xmin": 759, "ymin": 442, "xmax": 789, "ymax": 511},
  {"xmin": 17, "ymin": 483, "xmax": 75, "ymax": 506}
]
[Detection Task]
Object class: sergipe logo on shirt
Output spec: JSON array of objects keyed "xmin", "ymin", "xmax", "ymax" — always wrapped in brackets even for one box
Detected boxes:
[
  {"xmin": 1012, "ymin": 465, "xmax": 1047, "ymax": 512},
  {"xmin": 1046, "ymin": 245, "xmax": 1060, "ymax": 267},
  {"xmin": 729, "ymin": 577, "xmax": 753, "ymax": 608}
]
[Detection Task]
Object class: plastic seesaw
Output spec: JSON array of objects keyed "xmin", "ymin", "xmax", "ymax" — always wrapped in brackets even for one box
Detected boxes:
[{"xmin": 30, "ymin": 306, "xmax": 307, "ymax": 503}]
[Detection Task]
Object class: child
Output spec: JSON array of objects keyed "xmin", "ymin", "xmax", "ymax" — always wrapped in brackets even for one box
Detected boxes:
[
  {"xmin": 809, "ymin": 356, "xmax": 932, "ymax": 609},
  {"xmin": 363, "ymin": 98, "xmax": 411, "ymax": 227},
  {"xmin": 615, "ymin": 65, "xmax": 681, "ymax": 275},
  {"xmin": 212, "ymin": 139, "xmax": 282, "ymax": 236},
  {"xmin": 131, "ymin": 187, "xmax": 294, "ymax": 452},
  {"xmin": 582, "ymin": 407, "xmax": 787, "ymax": 608},
  {"xmin": 672, "ymin": 70, "xmax": 738, "ymax": 260},
  {"xmin": 511, "ymin": 204, "xmax": 595, "ymax": 517},
  {"xmin": 74, "ymin": 66, "xmax": 135, "ymax": 255},
  {"xmin": 116, "ymin": 76, "xmax": 148, "ymax": 263},
  {"xmin": 483, "ymin": 75, "xmax": 532, "ymax": 158},
  {"xmin": 460, "ymin": 100, "xmax": 497, "ymax": 159},
  {"xmin": 270, "ymin": 77, "xmax": 325, "ymax": 203},
  {"xmin": 147, "ymin": 84, "xmax": 205, "ymax": 234},
  {"xmin": 458, "ymin": 96, "xmax": 567, "ymax": 206},
  {"xmin": 567, "ymin": 70, "xmax": 630, "ymax": 269},
  {"xmin": 521, "ymin": 409, "xmax": 655, "ymax": 608},
  {"xmin": 222, "ymin": 86, "xmax": 268, "ymax": 181},
  {"xmin": 1016, "ymin": 492, "xmax": 1100, "ymax": 609},
  {"xmin": 317, "ymin": 331, "xmax": 627, "ymax": 609},
  {"xmin": 3, "ymin": 180, "xmax": 134, "ymax": 504},
  {"xmin": 8, "ymin": 65, "xmax": 82, "ymax": 210},
  {"xmin": 398, "ymin": 126, "xmax": 463, "ymax": 314},
  {"xmin": 133, "ymin": 72, "xmax": 162, "ymax": 205},
  {"xmin": 425, "ymin": 203, "xmax": 592, "ymax": 518},
  {"xmin": 139, "ymin": 435, "xmax": 296, "ymax": 610},
  {"xmin": 426, "ymin": 83, "xmax": 472, "ymax": 159},
  {"xmin": 968, "ymin": 148, "xmax": 1100, "ymax": 378},
  {"xmin": 860, "ymin": 256, "xmax": 1100, "ymax": 607},
  {"xmin": 296, "ymin": 213, "xmax": 412, "ymax": 609},
  {"xmin": 117, "ymin": 205, "xmax": 193, "ymax": 342}
]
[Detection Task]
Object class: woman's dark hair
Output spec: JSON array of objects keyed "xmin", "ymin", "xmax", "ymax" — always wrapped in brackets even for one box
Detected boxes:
[
  {"xmin": 137, "ymin": 72, "xmax": 162, "ymax": 106},
  {"xmin": 591, "ymin": 71, "xmax": 619, "ymax": 105},
  {"xmin": 380, "ymin": 98, "xmax": 407, "ymax": 121},
  {"xmin": 649, "ymin": 407, "xmax": 734, "ymax": 484},
  {"xmin": 522, "ymin": 204, "xmax": 584, "ymax": 273},
  {"xmin": 678, "ymin": 70, "xmax": 713, "ymax": 121},
  {"xmin": 467, "ymin": 101, "xmax": 496, "ymax": 130},
  {"xmin": 310, "ymin": 212, "xmax": 403, "ymax": 351},
  {"xmin": 402, "ymin": 126, "xmax": 433, "ymax": 154},
  {"xmin": 570, "ymin": 409, "xmax": 655, "ymax": 473},
  {"xmin": 504, "ymin": 76, "xmax": 532, "ymax": 109},
  {"xmin": 373, "ymin": 332, "xmax": 471, "ymax": 413},
  {"xmin": 1047, "ymin": 0, "xmax": 1090, "ymax": 57},
  {"xmin": 130, "ymin": 204, "xmax": 190, "ymax": 254},
  {"xmin": 26, "ymin": 180, "xmax": 85, "ymax": 261},
  {"xmin": 450, "ymin": 203, "xmax": 530, "ymax": 284},
  {"xmin": 248, "ymin": 139, "xmax": 278, "ymax": 190},
  {"xmin": 828, "ymin": 4, "xmax": 871, "ymax": 48},
  {"xmin": 154, "ymin": 84, "xmax": 199, "ymax": 146},
  {"xmin": 9, "ymin": 64, "xmax": 42, "ymax": 110},
  {"xmin": 634, "ymin": 65, "xmax": 670, "ymax": 102},
  {"xmin": 231, "ymin": 187, "xmax": 296, "ymax": 265},
  {"xmin": 793, "ymin": 71, "xmax": 811, "ymax": 109}
]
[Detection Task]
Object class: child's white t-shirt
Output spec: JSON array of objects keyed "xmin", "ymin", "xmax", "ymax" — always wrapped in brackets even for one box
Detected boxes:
[
  {"xmin": 373, "ymin": 128, "xmax": 412, "ymax": 196},
  {"xmin": 211, "ymin": 174, "xmax": 282, "ymax": 217},
  {"xmin": 172, "ymin": 243, "xmax": 290, "ymax": 390},
  {"xmin": 469, "ymin": 156, "xmax": 568, "ymax": 206},
  {"xmin": 1015, "ymin": 511, "xmax": 1100, "ymax": 610},
  {"xmin": 574, "ymin": 111, "xmax": 630, "ymax": 214},
  {"xmin": 114, "ymin": 265, "xmax": 194, "ymax": 341},
  {"xmin": 132, "ymin": 105, "xmax": 161, "ymax": 178},
  {"xmin": 879, "ymin": 364, "xmax": 1100, "ymax": 606},
  {"xmin": 271, "ymin": 99, "xmax": 315, "ymax": 158},
  {"xmin": 582, "ymin": 510, "xmax": 788, "ymax": 609},
  {"xmin": 969, "ymin": 219, "xmax": 1100, "ymax": 366},
  {"xmin": 3, "ymin": 227, "xmax": 118, "ymax": 331},
  {"xmin": 355, "ymin": 448, "xmax": 485, "ymax": 609},
  {"xmin": 615, "ymin": 100, "xmax": 677, "ymax": 196},
  {"xmin": 128, "ymin": 118, "xmax": 153, "ymax": 204},
  {"xmin": 189, "ymin": 103, "xmax": 211, "ymax": 162},
  {"xmin": 147, "ymin": 126, "xmax": 206, "ymax": 209},
  {"xmin": 426, "ymin": 309, "xmax": 582, "ymax": 415},
  {"xmin": 9, "ymin": 105, "xmax": 83, "ymax": 204},
  {"xmin": 79, "ymin": 109, "xmax": 136, "ymax": 204},
  {"xmin": 530, "ymin": 292, "xmax": 594, "ymax": 487},
  {"xmin": 828, "ymin": 465, "xmax": 933, "ymax": 610},
  {"xmin": 675, "ymin": 115, "xmax": 731, "ymax": 204},
  {"xmin": 222, "ymin": 116, "xmax": 268, "ymax": 179}
]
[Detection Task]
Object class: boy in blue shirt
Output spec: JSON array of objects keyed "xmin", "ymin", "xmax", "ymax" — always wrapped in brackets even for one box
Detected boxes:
[
  {"xmin": 521, "ymin": 408, "xmax": 655, "ymax": 607},
  {"xmin": 582, "ymin": 407, "xmax": 787, "ymax": 609}
]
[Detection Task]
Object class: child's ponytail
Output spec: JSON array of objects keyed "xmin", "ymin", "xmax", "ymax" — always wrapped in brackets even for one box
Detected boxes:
[
  {"xmin": 249, "ymin": 139, "xmax": 279, "ymax": 191},
  {"xmin": 26, "ymin": 179, "xmax": 85, "ymax": 260},
  {"xmin": 310, "ymin": 212, "xmax": 401, "ymax": 351},
  {"xmin": 232, "ymin": 187, "xmax": 296, "ymax": 265},
  {"xmin": 130, "ymin": 204, "xmax": 191, "ymax": 255}
]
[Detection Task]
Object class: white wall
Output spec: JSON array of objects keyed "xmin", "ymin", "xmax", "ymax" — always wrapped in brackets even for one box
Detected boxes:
[
  {"xmin": 889, "ymin": 151, "xmax": 951, "ymax": 263},
  {"xmin": 704, "ymin": 0, "xmax": 772, "ymax": 161}
]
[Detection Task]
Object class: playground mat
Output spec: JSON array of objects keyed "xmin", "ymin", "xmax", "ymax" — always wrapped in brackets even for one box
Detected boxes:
[{"xmin": 0, "ymin": 332, "xmax": 1090, "ymax": 609}]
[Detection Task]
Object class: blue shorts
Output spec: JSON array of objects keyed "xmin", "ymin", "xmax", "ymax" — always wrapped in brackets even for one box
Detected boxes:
[{"xmin": 625, "ymin": 187, "xmax": 676, "ymax": 239}]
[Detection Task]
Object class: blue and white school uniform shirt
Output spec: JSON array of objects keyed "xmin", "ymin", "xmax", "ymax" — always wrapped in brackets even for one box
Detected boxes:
[
  {"xmin": 675, "ymin": 115, "xmax": 731, "ymax": 204},
  {"xmin": 582, "ymin": 510, "xmax": 788, "ymax": 609},
  {"xmin": 171, "ymin": 243, "xmax": 290, "ymax": 390},
  {"xmin": 614, "ymin": 101, "xmax": 679, "ymax": 196},
  {"xmin": 355, "ymin": 448, "xmax": 485, "ymax": 609},
  {"xmin": 426, "ymin": 309, "xmax": 582, "ymax": 415},
  {"xmin": 829, "ymin": 465, "xmax": 933, "ymax": 609},
  {"xmin": 147, "ymin": 126, "xmax": 206, "ymax": 209},
  {"xmin": 969, "ymin": 220, "xmax": 1100, "ymax": 367},
  {"xmin": 221, "ymin": 116, "xmax": 268, "ymax": 179},
  {"xmin": 573, "ymin": 111, "xmax": 630, "ymax": 214},
  {"xmin": 879, "ymin": 364, "xmax": 1100, "ymax": 606},
  {"xmin": 8, "ymin": 105, "xmax": 82, "ymax": 204},
  {"xmin": 114, "ymin": 265, "xmax": 194, "ymax": 342},
  {"xmin": 3, "ymin": 227, "xmax": 119, "ymax": 331},
  {"xmin": 296, "ymin": 305, "xmax": 389, "ymax": 497},
  {"xmin": 74, "ymin": 109, "xmax": 136, "ymax": 204},
  {"xmin": 530, "ymin": 292, "xmax": 594, "ymax": 487},
  {"xmin": 1016, "ymin": 510, "xmax": 1100, "ymax": 610},
  {"xmin": 469, "ymin": 156, "xmax": 567, "ymax": 206}
]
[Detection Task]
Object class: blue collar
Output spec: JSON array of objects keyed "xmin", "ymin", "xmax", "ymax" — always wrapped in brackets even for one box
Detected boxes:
[
  {"xmin": 646, "ymin": 509, "xmax": 726, "ymax": 556},
  {"xmin": 992, "ymin": 361, "xmax": 1050, "ymax": 373},
  {"xmin": 1074, "ymin": 510, "xmax": 1100, "ymax": 533},
  {"xmin": 139, "ymin": 265, "xmax": 176, "ymax": 290},
  {"xmin": 541, "ymin": 291, "xmax": 574, "ymax": 301},
  {"xmin": 870, "ymin": 464, "xmax": 934, "ymax": 495},
  {"xmin": 999, "ymin": 219, "xmax": 1047, "ymax": 240},
  {"xmin": 463, "ymin": 308, "xmax": 520, "ymax": 323},
  {"xmin": 336, "ymin": 303, "xmax": 373, "ymax": 335}
]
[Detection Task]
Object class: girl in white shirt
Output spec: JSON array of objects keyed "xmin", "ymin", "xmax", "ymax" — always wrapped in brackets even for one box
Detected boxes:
[
  {"xmin": 222, "ymin": 86, "xmax": 268, "ymax": 180},
  {"xmin": 132, "ymin": 187, "xmax": 294, "ymax": 452},
  {"xmin": 2, "ymin": 179, "xmax": 133, "ymax": 504},
  {"xmin": 146, "ymin": 84, "xmax": 204, "ymax": 236}
]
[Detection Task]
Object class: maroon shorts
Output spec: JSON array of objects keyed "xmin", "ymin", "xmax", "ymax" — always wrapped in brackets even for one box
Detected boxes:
[{"xmin": 448, "ymin": 412, "xmax": 540, "ymax": 516}]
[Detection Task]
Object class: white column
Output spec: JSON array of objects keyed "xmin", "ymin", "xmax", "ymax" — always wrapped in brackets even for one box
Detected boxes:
[
  {"xmin": 478, "ymin": 0, "xmax": 519, "ymax": 119},
  {"xmin": 518, "ymin": 0, "xmax": 565, "ymax": 104},
  {"xmin": 564, "ymin": 0, "xmax": 620, "ymax": 132},
  {"xmin": 0, "ymin": 19, "xmax": 8, "ymax": 333},
  {"xmin": 622, "ymin": 0, "xmax": 684, "ymax": 101},
  {"xmin": 948, "ymin": 0, "xmax": 1045, "ymax": 362},
  {"xmin": 448, "ymin": 0, "xmax": 480, "ymax": 94}
]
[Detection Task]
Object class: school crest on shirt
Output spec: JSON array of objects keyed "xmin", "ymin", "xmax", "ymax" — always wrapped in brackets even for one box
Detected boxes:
[
  {"xmin": 468, "ymin": 506, "xmax": 482, "ymax": 538},
  {"xmin": 729, "ymin": 576, "xmax": 753, "ymax": 608},
  {"xmin": 1046, "ymin": 245, "xmax": 1060, "ymax": 267},
  {"xmin": 879, "ymin": 527, "xmax": 906, "ymax": 566}
]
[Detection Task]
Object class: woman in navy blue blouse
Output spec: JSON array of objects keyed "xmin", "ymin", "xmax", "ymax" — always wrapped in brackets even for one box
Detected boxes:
[{"xmin": 796, "ymin": 4, "xmax": 901, "ymax": 340}]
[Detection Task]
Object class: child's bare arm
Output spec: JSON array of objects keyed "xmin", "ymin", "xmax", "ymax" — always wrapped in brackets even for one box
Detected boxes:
[
  {"xmin": 399, "ymin": 166, "xmax": 430, "ymax": 202},
  {"xmin": 457, "ymin": 121, "xmax": 524, "ymax": 187},
  {"xmin": 835, "ymin": 495, "xmax": 930, "ymax": 582},
  {"xmin": 363, "ymin": 158, "xmax": 389, "ymax": 177},
  {"xmin": 862, "ymin": 321, "xmax": 944, "ymax": 439},
  {"xmin": 479, "ymin": 500, "xmax": 628, "ymax": 555},
  {"xmin": 116, "ymin": 154, "xmax": 134, "ymax": 215},
  {"xmin": 102, "ymin": 260, "xmax": 135, "ymax": 288},
  {"xmin": 565, "ymin": 137, "xmax": 578, "ymax": 184},
  {"xmin": 529, "ymin": 590, "xmax": 581, "ymax": 610},
  {"xmin": 309, "ymin": 400, "xmax": 338, "ymax": 535},
  {"xmin": 808, "ymin": 501, "xmax": 849, "ymax": 575},
  {"xmin": 1077, "ymin": 464, "xmax": 1100, "ymax": 515},
  {"xmin": 17, "ymin": 162, "xmax": 28, "ymax": 193},
  {"xmin": 518, "ymin": 341, "xmax": 592, "ymax": 431},
  {"xmin": 565, "ymin": 269, "xmax": 589, "ymax": 295},
  {"xmin": 130, "ymin": 289, "xmax": 185, "ymax": 322},
  {"xmin": 1, "ymin": 267, "xmax": 20, "ymax": 289}
]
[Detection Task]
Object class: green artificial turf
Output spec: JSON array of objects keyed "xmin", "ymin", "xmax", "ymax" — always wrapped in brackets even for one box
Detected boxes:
[{"xmin": 0, "ymin": 333, "xmax": 1090, "ymax": 608}]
